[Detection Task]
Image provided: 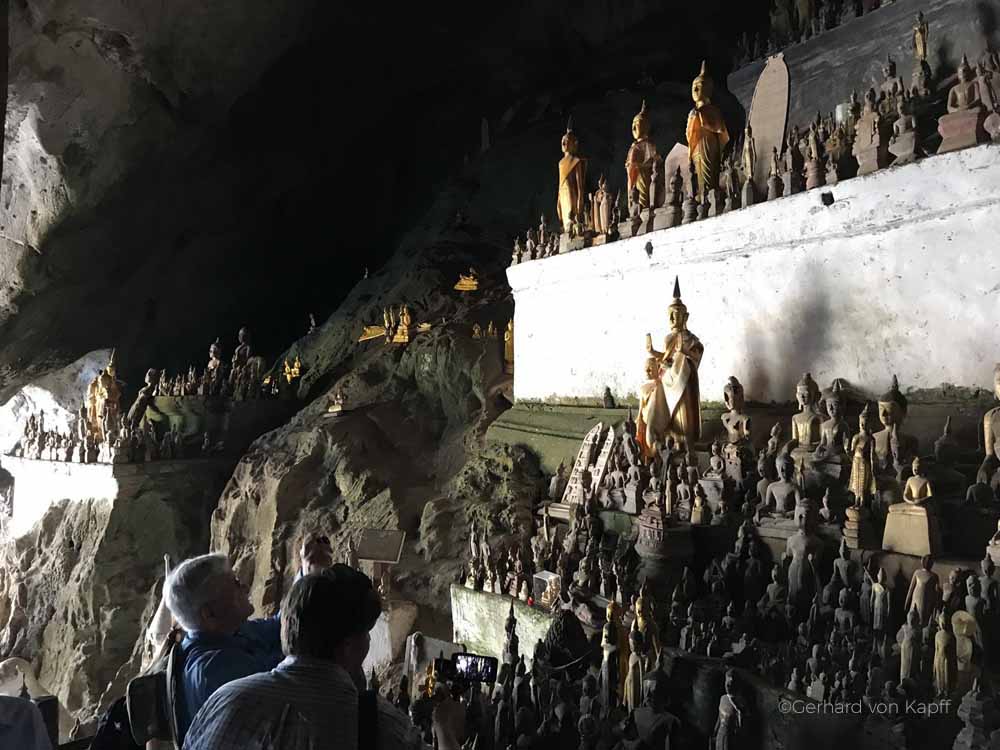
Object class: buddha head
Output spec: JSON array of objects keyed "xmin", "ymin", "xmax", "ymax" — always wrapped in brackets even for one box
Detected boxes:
[
  {"xmin": 667, "ymin": 276, "xmax": 689, "ymax": 332},
  {"xmin": 238, "ymin": 326, "xmax": 250, "ymax": 345},
  {"xmin": 631, "ymin": 100, "xmax": 651, "ymax": 141},
  {"xmin": 858, "ymin": 401, "xmax": 872, "ymax": 432},
  {"xmin": 958, "ymin": 55, "xmax": 973, "ymax": 84},
  {"xmin": 560, "ymin": 117, "xmax": 579, "ymax": 157},
  {"xmin": 795, "ymin": 372, "xmax": 820, "ymax": 410},
  {"xmin": 777, "ymin": 453, "xmax": 794, "ymax": 482},
  {"xmin": 911, "ymin": 456, "xmax": 923, "ymax": 477},
  {"xmin": 823, "ymin": 380, "xmax": 845, "ymax": 419},
  {"xmin": 644, "ymin": 356, "xmax": 659, "ymax": 381},
  {"xmin": 723, "ymin": 376, "xmax": 745, "ymax": 413},
  {"xmin": 691, "ymin": 61, "xmax": 714, "ymax": 107},
  {"xmin": 877, "ymin": 375, "xmax": 908, "ymax": 429},
  {"xmin": 209, "ymin": 338, "xmax": 222, "ymax": 361}
]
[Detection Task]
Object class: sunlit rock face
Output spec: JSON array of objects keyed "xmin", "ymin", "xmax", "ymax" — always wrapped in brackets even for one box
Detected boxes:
[{"xmin": 0, "ymin": 350, "xmax": 109, "ymax": 453}]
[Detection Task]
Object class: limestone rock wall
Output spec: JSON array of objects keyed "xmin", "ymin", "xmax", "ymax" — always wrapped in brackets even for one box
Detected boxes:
[{"xmin": 0, "ymin": 476, "xmax": 218, "ymax": 737}]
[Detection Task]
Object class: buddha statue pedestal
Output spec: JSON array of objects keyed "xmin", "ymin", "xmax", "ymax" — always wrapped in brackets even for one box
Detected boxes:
[
  {"xmin": 986, "ymin": 111, "xmax": 1000, "ymax": 143},
  {"xmin": 843, "ymin": 506, "xmax": 877, "ymax": 550},
  {"xmin": 882, "ymin": 503, "xmax": 941, "ymax": 557},
  {"xmin": 853, "ymin": 139, "xmax": 891, "ymax": 177},
  {"xmin": 655, "ymin": 203, "xmax": 680, "ymax": 231},
  {"xmin": 559, "ymin": 234, "xmax": 587, "ymax": 254},
  {"xmin": 937, "ymin": 107, "xmax": 988, "ymax": 154}
]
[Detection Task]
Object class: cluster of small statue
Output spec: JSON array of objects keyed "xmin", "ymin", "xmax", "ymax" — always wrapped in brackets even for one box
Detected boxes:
[
  {"xmin": 358, "ymin": 305, "xmax": 425, "ymax": 344},
  {"xmin": 736, "ymin": 0, "xmax": 903, "ymax": 68},
  {"xmin": 418, "ymin": 585, "xmax": 720, "ymax": 750},
  {"xmin": 137, "ymin": 328, "xmax": 299, "ymax": 403},
  {"xmin": 10, "ymin": 407, "xmax": 207, "ymax": 464},
  {"xmin": 512, "ymin": 16, "xmax": 1000, "ymax": 269}
]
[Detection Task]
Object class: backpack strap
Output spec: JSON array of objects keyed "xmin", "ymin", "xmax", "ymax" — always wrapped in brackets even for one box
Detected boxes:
[
  {"xmin": 358, "ymin": 688, "xmax": 378, "ymax": 750},
  {"xmin": 165, "ymin": 628, "xmax": 186, "ymax": 745}
]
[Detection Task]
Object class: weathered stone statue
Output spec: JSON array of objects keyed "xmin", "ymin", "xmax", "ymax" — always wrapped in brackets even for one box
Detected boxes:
[
  {"xmin": 902, "ymin": 456, "xmax": 933, "ymax": 504},
  {"xmin": 932, "ymin": 609, "xmax": 953, "ymax": 697},
  {"xmin": 885, "ymin": 455, "xmax": 942, "ymax": 556},
  {"xmin": 637, "ymin": 356, "xmax": 669, "ymax": 460},
  {"xmin": 127, "ymin": 368, "xmax": 161, "ymax": 429},
  {"xmin": 644, "ymin": 278, "xmax": 705, "ymax": 451},
  {"xmin": 766, "ymin": 452, "xmax": 801, "ymax": 515},
  {"xmin": 853, "ymin": 88, "xmax": 891, "ymax": 175},
  {"xmin": 903, "ymin": 555, "xmax": 940, "ymax": 627},
  {"xmin": 870, "ymin": 567, "xmax": 891, "ymax": 634},
  {"xmin": 786, "ymin": 515, "xmax": 821, "ymax": 609},
  {"xmin": 557, "ymin": 118, "xmax": 586, "ymax": 234},
  {"xmin": 939, "ymin": 55, "xmax": 989, "ymax": 154},
  {"xmin": 232, "ymin": 326, "xmax": 252, "ymax": 370},
  {"xmin": 686, "ymin": 62, "xmax": 730, "ymax": 201},
  {"xmin": 88, "ymin": 350, "xmax": 124, "ymax": 442},
  {"xmin": 873, "ymin": 375, "xmax": 919, "ymax": 481},
  {"xmin": 721, "ymin": 376, "xmax": 754, "ymax": 491},
  {"xmin": 625, "ymin": 101, "xmax": 662, "ymax": 210},
  {"xmin": 712, "ymin": 668, "xmax": 743, "ymax": 750},
  {"xmin": 897, "ymin": 606, "xmax": 921, "ymax": 682},
  {"xmin": 591, "ymin": 175, "xmax": 613, "ymax": 236},
  {"xmin": 812, "ymin": 380, "xmax": 850, "ymax": 475},
  {"xmin": 913, "ymin": 12, "xmax": 929, "ymax": 66}
]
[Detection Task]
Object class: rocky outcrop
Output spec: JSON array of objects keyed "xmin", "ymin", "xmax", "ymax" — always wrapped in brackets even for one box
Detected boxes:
[{"xmin": 0, "ymin": 470, "xmax": 222, "ymax": 737}]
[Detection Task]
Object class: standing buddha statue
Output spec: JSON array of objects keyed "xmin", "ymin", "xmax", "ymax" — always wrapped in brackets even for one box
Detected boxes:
[
  {"xmin": 557, "ymin": 117, "xmax": 587, "ymax": 234},
  {"xmin": 644, "ymin": 277, "xmax": 705, "ymax": 451},
  {"xmin": 625, "ymin": 101, "xmax": 661, "ymax": 210},
  {"xmin": 686, "ymin": 61, "xmax": 730, "ymax": 201}
]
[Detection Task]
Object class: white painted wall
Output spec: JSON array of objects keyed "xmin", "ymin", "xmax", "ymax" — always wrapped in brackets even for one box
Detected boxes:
[{"xmin": 508, "ymin": 144, "xmax": 1000, "ymax": 405}]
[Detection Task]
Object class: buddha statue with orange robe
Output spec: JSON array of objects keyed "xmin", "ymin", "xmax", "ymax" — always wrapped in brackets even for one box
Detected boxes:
[{"xmin": 686, "ymin": 61, "xmax": 730, "ymax": 201}]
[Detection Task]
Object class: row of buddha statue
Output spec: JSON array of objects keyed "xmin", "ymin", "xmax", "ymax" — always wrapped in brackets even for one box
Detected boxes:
[
  {"xmin": 358, "ymin": 305, "xmax": 434, "ymax": 344},
  {"xmin": 737, "ymin": 0, "xmax": 911, "ymax": 70},
  {"xmin": 9, "ymin": 408, "xmax": 218, "ymax": 465},
  {"xmin": 511, "ymin": 15, "xmax": 999, "ymax": 270}
]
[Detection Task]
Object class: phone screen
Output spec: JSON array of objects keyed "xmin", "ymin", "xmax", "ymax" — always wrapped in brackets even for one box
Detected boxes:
[{"xmin": 454, "ymin": 653, "xmax": 498, "ymax": 683}]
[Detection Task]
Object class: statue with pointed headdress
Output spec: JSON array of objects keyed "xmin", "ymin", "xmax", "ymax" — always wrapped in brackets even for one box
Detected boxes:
[
  {"xmin": 557, "ymin": 117, "xmax": 587, "ymax": 235},
  {"xmin": 686, "ymin": 62, "xmax": 730, "ymax": 201},
  {"xmin": 625, "ymin": 100, "xmax": 662, "ymax": 210},
  {"xmin": 642, "ymin": 277, "xmax": 704, "ymax": 453},
  {"xmin": 88, "ymin": 349, "xmax": 123, "ymax": 441}
]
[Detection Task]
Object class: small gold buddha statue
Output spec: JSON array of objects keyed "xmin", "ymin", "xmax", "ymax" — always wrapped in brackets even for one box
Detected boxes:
[
  {"xmin": 625, "ymin": 101, "xmax": 661, "ymax": 210},
  {"xmin": 503, "ymin": 319, "xmax": 514, "ymax": 373},
  {"xmin": 557, "ymin": 117, "xmax": 587, "ymax": 234},
  {"xmin": 913, "ymin": 12, "xmax": 929, "ymax": 65},
  {"xmin": 686, "ymin": 62, "xmax": 730, "ymax": 201},
  {"xmin": 791, "ymin": 373, "xmax": 823, "ymax": 453}
]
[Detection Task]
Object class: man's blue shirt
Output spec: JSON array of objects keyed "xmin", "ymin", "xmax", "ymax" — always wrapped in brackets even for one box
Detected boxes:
[{"xmin": 176, "ymin": 614, "xmax": 283, "ymax": 742}]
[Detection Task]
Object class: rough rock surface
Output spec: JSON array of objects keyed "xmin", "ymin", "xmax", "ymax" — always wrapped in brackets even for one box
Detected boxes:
[
  {"xmin": 0, "ymin": 470, "xmax": 222, "ymax": 736},
  {"xmin": 0, "ymin": 349, "xmax": 109, "ymax": 452}
]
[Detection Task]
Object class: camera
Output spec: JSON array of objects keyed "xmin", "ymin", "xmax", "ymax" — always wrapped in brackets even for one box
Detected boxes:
[{"xmin": 433, "ymin": 652, "xmax": 498, "ymax": 684}]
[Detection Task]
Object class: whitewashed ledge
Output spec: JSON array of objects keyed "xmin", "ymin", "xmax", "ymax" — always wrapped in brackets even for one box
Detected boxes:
[{"xmin": 507, "ymin": 143, "xmax": 1000, "ymax": 405}]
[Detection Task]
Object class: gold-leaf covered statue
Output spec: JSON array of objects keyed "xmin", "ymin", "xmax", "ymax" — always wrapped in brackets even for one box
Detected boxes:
[
  {"xmin": 686, "ymin": 61, "xmax": 730, "ymax": 200},
  {"xmin": 913, "ymin": 12, "xmax": 929, "ymax": 64},
  {"xmin": 625, "ymin": 101, "xmax": 661, "ymax": 209},
  {"xmin": 87, "ymin": 350, "xmax": 123, "ymax": 441},
  {"xmin": 557, "ymin": 117, "xmax": 587, "ymax": 234},
  {"xmin": 503, "ymin": 319, "xmax": 514, "ymax": 373},
  {"xmin": 641, "ymin": 277, "xmax": 705, "ymax": 454},
  {"xmin": 454, "ymin": 268, "xmax": 479, "ymax": 292}
]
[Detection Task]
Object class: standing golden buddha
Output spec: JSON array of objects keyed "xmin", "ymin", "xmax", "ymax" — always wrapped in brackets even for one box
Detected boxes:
[
  {"xmin": 557, "ymin": 117, "xmax": 587, "ymax": 234},
  {"xmin": 625, "ymin": 101, "xmax": 661, "ymax": 209},
  {"xmin": 686, "ymin": 61, "xmax": 730, "ymax": 200},
  {"xmin": 642, "ymin": 277, "xmax": 705, "ymax": 452}
]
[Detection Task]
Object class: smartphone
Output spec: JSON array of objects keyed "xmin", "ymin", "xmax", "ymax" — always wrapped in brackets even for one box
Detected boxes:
[{"xmin": 453, "ymin": 653, "xmax": 498, "ymax": 683}]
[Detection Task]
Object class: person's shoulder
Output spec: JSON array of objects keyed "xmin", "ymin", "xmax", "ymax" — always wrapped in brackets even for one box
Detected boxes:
[{"xmin": 376, "ymin": 694, "xmax": 426, "ymax": 750}]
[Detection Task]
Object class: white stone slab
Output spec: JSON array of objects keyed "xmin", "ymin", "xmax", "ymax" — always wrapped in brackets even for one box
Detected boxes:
[{"xmin": 508, "ymin": 144, "xmax": 1000, "ymax": 405}]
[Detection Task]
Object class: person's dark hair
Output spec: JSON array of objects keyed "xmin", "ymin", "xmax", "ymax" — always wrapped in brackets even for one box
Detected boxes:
[{"xmin": 281, "ymin": 564, "xmax": 382, "ymax": 658}]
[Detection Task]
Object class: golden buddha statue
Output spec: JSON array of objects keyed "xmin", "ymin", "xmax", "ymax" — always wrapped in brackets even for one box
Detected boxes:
[
  {"xmin": 88, "ymin": 350, "xmax": 123, "ymax": 441},
  {"xmin": 913, "ymin": 12, "xmax": 929, "ymax": 65},
  {"xmin": 637, "ymin": 355, "xmax": 669, "ymax": 460},
  {"xmin": 503, "ymin": 319, "xmax": 514, "ymax": 373},
  {"xmin": 625, "ymin": 101, "xmax": 661, "ymax": 210},
  {"xmin": 644, "ymin": 277, "xmax": 704, "ymax": 451},
  {"xmin": 557, "ymin": 117, "xmax": 586, "ymax": 234},
  {"xmin": 686, "ymin": 62, "xmax": 730, "ymax": 201}
]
